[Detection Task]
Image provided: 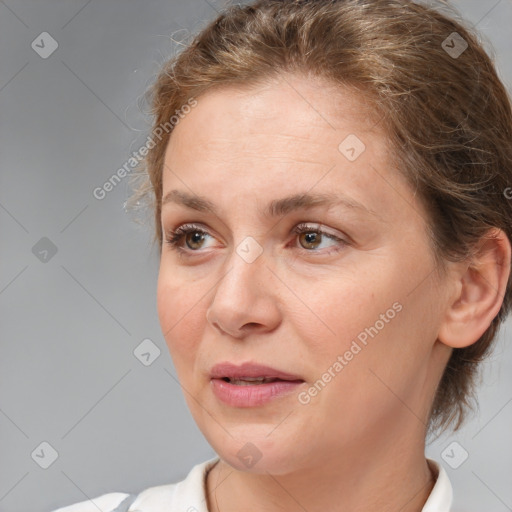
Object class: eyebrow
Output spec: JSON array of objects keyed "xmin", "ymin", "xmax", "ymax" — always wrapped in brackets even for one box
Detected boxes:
[{"xmin": 162, "ymin": 189, "xmax": 381, "ymax": 219}]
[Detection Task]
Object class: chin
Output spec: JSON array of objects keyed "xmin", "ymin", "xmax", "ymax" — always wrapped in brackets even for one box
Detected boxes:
[{"xmin": 204, "ymin": 426, "xmax": 310, "ymax": 475}]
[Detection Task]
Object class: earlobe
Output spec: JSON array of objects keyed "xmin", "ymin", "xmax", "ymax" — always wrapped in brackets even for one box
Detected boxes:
[{"xmin": 438, "ymin": 228, "xmax": 511, "ymax": 349}]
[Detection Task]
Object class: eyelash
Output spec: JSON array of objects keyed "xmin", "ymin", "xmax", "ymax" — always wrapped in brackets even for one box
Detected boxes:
[{"xmin": 164, "ymin": 222, "xmax": 348, "ymax": 258}]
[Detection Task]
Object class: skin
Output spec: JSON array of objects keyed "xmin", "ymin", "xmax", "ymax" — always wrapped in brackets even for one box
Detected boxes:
[{"xmin": 156, "ymin": 73, "xmax": 511, "ymax": 512}]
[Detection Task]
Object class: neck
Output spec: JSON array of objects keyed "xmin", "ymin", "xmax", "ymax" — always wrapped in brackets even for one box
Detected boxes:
[{"xmin": 206, "ymin": 435, "xmax": 434, "ymax": 512}]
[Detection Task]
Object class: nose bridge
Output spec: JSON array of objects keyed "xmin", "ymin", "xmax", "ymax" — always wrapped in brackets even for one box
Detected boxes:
[
  {"xmin": 206, "ymin": 237, "xmax": 279, "ymax": 336},
  {"xmin": 215, "ymin": 236, "xmax": 267, "ymax": 303}
]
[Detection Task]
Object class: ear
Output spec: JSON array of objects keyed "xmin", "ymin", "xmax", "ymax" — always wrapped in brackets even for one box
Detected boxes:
[{"xmin": 438, "ymin": 228, "xmax": 511, "ymax": 349}]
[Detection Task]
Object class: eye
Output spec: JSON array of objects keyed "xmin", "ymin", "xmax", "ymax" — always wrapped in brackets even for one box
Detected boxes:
[
  {"xmin": 164, "ymin": 223, "xmax": 214, "ymax": 253},
  {"xmin": 163, "ymin": 222, "xmax": 348, "ymax": 257},
  {"xmin": 292, "ymin": 222, "xmax": 347, "ymax": 254}
]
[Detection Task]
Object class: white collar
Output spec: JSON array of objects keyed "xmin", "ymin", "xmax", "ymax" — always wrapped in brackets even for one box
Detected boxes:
[
  {"xmin": 135, "ymin": 456, "xmax": 452, "ymax": 511},
  {"xmin": 422, "ymin": 459, "xmax": 453, "ymax": 511}
]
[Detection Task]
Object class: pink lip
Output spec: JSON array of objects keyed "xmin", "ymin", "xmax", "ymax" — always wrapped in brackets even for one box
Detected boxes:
[
  {"xmin": 209, "ymin": 362, "xmax": 305, "ymax": 407},
  {"xmin": 210, "ymin": 361, "xmax": 304, "ymax": 381},
  {"xmin": 211, "ymin": 379, "xmax": 305, "ymax": 407}
]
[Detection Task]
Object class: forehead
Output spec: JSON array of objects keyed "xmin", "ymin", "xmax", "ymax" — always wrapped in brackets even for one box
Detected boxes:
[
  {"xmin": 165, "ymin": 74, "xmax": 387, "ymax": 171},
  {"xmin": 180, "ymin": 75, "xmax": 375, "ymax": 139},
  {"xmin": 161, "ymin": 74, "xmax": 425, "ymax": 229}
]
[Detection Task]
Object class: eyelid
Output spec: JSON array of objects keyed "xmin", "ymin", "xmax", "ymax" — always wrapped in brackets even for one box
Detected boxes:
[
  {"xmin": 164, "ymin": 221, "xmax": 349, "ymax": 257},
  {"xmin": 165, "ymin": 223, "xmax": 214, "ymax": 248},
  {"xmin": 292, "ymin": 222, "xmax": 349, "ymax": 252},
  {"xmin": 293, "ymin": 222, "xmax": 345, "ymax": 241}
]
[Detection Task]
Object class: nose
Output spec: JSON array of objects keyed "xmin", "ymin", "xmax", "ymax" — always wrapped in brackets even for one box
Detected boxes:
[{"xmin": 206, "ymin": 248, "xmax": 282, "ymax": 339}]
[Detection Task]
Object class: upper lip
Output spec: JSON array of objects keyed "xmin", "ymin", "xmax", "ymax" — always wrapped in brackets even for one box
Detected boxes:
[{"xmin": 210, "ymin": 362, "xmax": 304, "ymax": 381}]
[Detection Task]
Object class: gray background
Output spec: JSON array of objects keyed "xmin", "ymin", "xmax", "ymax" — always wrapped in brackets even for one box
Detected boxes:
[{"xmin": 0, "ymin": 1, "xmax": 511, "ymax": 511}]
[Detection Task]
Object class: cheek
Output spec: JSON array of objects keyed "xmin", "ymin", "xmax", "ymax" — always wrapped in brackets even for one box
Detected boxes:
[
  {"xmin": 294, "ymin": 257, "xmax": 433, "ymax": 385},
  {"xmin": 289, "ymin": 268, "xmax": 391, "ymax": 356},
  {"xmin": 317, "ymin": 278, "xmax": 441, "ymax": 419},
  {"xmin": 157, "ymin": 267, "xmax": 205, "ymax": 364}
]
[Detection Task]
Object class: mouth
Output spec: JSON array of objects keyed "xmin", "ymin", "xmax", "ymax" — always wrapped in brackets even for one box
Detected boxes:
[
  {"xmin": 218, "ymin": 376, "xmax": 304, "ymax": 386},
  {"xmin": 210, "ymin": 365, "xmax": 306, "ymax": 407},
  {"xmin": 210, "ymin": 361, "xmax": 305, "ymax": 383}
]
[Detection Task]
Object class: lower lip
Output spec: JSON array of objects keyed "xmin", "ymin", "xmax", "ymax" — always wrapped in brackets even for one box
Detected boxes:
[{"xmin": 211, "ymin": 378, "xmax": 305, "ymax": 407}]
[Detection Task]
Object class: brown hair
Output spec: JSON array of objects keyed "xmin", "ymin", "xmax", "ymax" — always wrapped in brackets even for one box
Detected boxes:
[{"xmin": 128, "ymin": 0, "xmax": 512, "ymax": 434}]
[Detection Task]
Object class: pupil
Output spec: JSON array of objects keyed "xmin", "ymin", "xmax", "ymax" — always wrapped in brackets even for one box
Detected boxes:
[
  {"xmin": 188, "ymin": 232, "xmax": 204, "ymax": 248},
  {"xmin": 303, "ymin": 232, "xmax": 319, "ymax": 248}
]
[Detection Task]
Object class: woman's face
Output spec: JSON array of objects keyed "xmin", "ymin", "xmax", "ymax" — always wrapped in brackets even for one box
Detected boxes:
[{"xmin": 157, "ymin": 74, "xmax": 452, "ymax": 474}]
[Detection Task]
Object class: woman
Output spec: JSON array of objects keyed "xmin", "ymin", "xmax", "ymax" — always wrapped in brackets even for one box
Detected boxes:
[{"xmin": 53, "ymin": 0, "xmax": 512, "ymax": 510}]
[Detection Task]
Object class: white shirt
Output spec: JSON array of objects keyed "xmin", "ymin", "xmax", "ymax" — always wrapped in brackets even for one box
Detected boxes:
[{"xmin": 51, "ymin": 457, "xmax": 453, "ymax": 511}]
